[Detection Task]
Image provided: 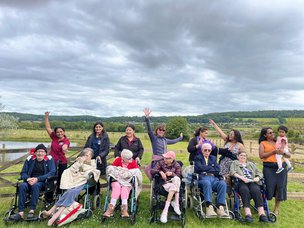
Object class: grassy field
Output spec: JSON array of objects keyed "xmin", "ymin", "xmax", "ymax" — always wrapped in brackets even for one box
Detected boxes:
[
  {"xmin": 1, "ymin": 129, "xmax": 304, "ymax": 227},
  {"xmin": 1, "ymin": 190, "xmax": 304, "ymax": 227}
]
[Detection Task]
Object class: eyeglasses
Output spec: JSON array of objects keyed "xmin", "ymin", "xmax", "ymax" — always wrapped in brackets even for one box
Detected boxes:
[
  {"xmin": 267, "ymin": 132, "xmax": 274, "ymax": 135},
  {"xmin": 203, "ymin": 149, "xmax": 211, "ymax": 152},
  {"xmin": 158, "ymin": 129, "xmax": 166, "ymax": 132}
]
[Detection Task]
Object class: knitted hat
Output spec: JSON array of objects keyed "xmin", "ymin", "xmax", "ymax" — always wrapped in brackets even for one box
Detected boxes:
[
  {"xmin": 163, "ymin": 151, "xmax": 176, "ymax": 160},
  {"xmin": 34, "ymin": 144, "xmax": 47, "ymax": 153}
]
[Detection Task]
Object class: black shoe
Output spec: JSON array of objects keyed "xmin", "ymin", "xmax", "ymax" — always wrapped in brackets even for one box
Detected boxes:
[
  {"xmin": 259, "ymin": 214, "xmax": 270, "ymax": 223},
  {"xmin": 245, "ymin": 215, "xmax": 253, "ymax": 223},
  {"xmin": 9, "ymin": 213, "xmax": 23, "ymax": 222}
]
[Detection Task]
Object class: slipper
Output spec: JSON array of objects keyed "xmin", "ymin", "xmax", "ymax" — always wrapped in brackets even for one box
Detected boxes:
[{"xmin": 9, "ymin": 213, "xmax": 23, "ymax": 222}]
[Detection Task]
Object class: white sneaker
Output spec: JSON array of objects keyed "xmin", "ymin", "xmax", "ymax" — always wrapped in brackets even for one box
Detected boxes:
[
  {"xmin": 160, "ymin": 211, "xmax": 168, "ymax": 223},
  {"xmin": 171, "ymin": 201, "xmax": 181, "ymax": 215},
  {"xmin": 206, "ymin": 205, "xmax": 217, "ymax": 218}
]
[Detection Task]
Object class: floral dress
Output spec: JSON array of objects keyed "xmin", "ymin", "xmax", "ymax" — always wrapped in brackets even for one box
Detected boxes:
[{"xmin": 219, "ymin": 142, "xmax": 241, "ymax": 176}]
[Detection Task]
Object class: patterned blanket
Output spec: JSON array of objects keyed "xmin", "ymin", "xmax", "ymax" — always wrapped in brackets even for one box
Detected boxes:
[{"xmin": 106, "ymin": 166, "xmax": 142, "ymax": 199}]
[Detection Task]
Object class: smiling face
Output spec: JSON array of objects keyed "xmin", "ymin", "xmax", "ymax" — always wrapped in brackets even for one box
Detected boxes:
[
  {"xmin": 125, "ymin": 127, "xmax": 135, "ymax": 138},
  {"xmin": 265, "ymin": 128, "xmax": 275, "ymax": 140},
  {"xmin": 278, "ymin": 129, "xmax": 286, "ymax": 137},
  {"xmin": 238, "ymin": 152, "xmax": 247, "ymax": 164},
  {"xmin": 35, "ymin": 149, "xmax": 47, "ymax": 161},
  {"xmin": 55, "ymin": 128, "xmax": 65, "ymax": 139},
  {"xmin": 94, "ymin": 124, "xmax": 103, "ymax": 135},
  {"xmin": 157, "ymin": 128, "xmax": 166, "ymax": 137},
  {"xmin": 228, "ymin": 131, "xmax": 235, "ymax": 141}
]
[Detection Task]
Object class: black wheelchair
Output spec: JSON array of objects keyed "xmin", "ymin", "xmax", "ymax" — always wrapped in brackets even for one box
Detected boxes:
[
  {"xmin": 4, "ymin": 175, "xmax": 57, "ymax": 223},
  {"xmin": 230, "ymin": 177, "xmax": 277, "ymax": 223},
  {"xmin": 149, "ymin": 161, "xmax": 186, "ymax": 228}
]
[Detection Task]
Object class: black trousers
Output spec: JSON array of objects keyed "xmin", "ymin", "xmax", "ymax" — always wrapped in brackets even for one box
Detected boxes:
[{"xmin": 238, "ymin": 181, "xmax": 263, "ymax": 208}]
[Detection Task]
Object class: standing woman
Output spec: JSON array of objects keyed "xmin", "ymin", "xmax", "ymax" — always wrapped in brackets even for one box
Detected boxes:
[
  {"xmin": 187, "ymin": 127, "xmax": 217, "ymax": 164},
  {"xmin": 114, "ymin": 124, "xmax": 144, "ymax": 164},
  {"xmin": 209, "ymin": 119, "xmax": 245, "ymax": 177},
  {"xmin": 143, "ymin": 108, "xmax": 183, "ymax": 180},
  {"xmin": 84, "ymin": 121, "xmax": 110, "ymax": 177},
  {"xmin": 258, "ymin": 127, "xmax": 289, "ymax": 216},
  {"xmin": 45, "ymin": 112, "xmax": 70, "ymax": 194}
]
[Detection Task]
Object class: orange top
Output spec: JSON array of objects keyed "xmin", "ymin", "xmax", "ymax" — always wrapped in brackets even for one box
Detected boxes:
[{"xmin": 261, "ymin": 141, "xmax": 278, "ymax": 163}]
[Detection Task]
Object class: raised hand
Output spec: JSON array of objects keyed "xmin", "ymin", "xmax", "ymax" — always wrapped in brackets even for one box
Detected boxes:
[{"xmin": 143, "ymin": 107, "xmax": 151, "ymax": 117}]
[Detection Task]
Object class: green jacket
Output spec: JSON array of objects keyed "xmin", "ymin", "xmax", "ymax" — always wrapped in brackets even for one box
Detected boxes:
[{"xmin": 229, "ymin": 160, "xmax": 263, "ymax": 185}]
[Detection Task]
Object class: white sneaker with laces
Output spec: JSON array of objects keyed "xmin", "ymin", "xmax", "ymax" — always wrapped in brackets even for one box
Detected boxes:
[{"xmin": 171, "ymin": 201, "xmax": 181, "ymax": 215}]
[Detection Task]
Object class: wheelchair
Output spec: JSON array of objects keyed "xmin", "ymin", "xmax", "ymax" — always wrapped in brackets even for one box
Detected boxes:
[
  {"xmin": 4, "ymin": 175, "xmax": 58, "ymax": 223},
  {"xmin": 231, "ymin": 177, "xmax": 277, "ymax": 223},
  {"xmin": 75, "ymin": 172, "xmax": 101, "ymax": 219},
  {"xmin": 101, "ymin": 175, "xmax": 138, "ymax": 224},
  {"xmin": 149, "ymin": 161, "xmax": 186, "ymax": 228},
  {"xmin": 186, "ymin": 172, "xmax": 233, "ymax": 220}
]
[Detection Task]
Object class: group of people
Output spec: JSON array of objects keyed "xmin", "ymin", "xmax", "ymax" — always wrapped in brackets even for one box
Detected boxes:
[{"xmin": 10, "ymin": 108, "xmax": 292, "ymax": 225}]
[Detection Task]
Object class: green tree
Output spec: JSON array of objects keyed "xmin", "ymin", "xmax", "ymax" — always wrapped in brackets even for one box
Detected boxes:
[
  {"xmin": 166, "ymin": 116, "xmax": 189, "ymax": 140},
  {"xmin": 0, "ymin": 101, "xmax": 18, "ymax": 130}
]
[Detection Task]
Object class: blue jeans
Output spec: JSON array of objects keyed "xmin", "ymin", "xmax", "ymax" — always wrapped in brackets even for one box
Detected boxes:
[
  {"xmin": 18, "ymin": 181, "xmax": 45, "ymax": 211},
  {"xmin": 198, "ymin": 175, "xmax": 226, "ymax": 205}
]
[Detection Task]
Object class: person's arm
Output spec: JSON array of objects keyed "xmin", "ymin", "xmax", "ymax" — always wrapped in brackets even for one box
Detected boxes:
[
  {"xmin": 20, "ymin": 159, "xmax": 30, "ymax": 181},
  {"xmin": 209, "ymin": 119, "xmax": 227, "ymax": 141},
  {"xmin": 194, "ymin": 156, "xmax": 212, "ymax": 174},
  {"xmin": 98, "ymin": 135, "xmax": 110, "ymax": 158},
  {"xmin": 252, "ymin": 162, "xmax": 263, "ymax": 180},
  {"xmin": 166, "ymin": 135, "xmax": 183, "ymax": 145},
  {"xmin": 230, "ymin": 161, "xmax": 248, "ymax": 182},
  {"xmin": 62, "ymin": 143, "xmax": 69, "ymax": 154},
  {"xmin": 44, "ymin": 112, "xmax": 52, "ymax": 136},
  {"xmin": 137, "ymin": 139, "xmax": 144, "ymax": 159},
  {"xmin": 259, "ymin": 142, "xmax": 279, "ymax": 159},
  {"xmin": 114, "ymin": 137, "xmax": 123, "ymax": 158},
  {"xmin": 187, "ymin": 137, "xmax": 198, "ymax": 154}
]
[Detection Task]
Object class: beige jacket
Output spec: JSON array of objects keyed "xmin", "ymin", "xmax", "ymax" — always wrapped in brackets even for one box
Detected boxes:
[{"xmin": 60, "ymin": 159, "xmax": 100, "ymax": 190}]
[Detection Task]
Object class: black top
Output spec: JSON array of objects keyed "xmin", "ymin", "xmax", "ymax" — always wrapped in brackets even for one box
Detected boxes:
[
  {"xmin": 114, "ymin": 135, "xmax": 144, "ymax": 159},
  {"xmin": 31, "ymin": 160, "xmax": 45, "ymax": 178}
]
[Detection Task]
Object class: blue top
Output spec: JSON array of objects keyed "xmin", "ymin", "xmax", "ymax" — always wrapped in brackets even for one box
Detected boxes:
[
  {"xmin": 145, "ymin": 117, "xmax": 182, "ymax": 156},
  {"xmin": 194, "ymin": 154, "xmax": 221, "ymax": 179},
  {"xmin": 21, "ymin": 155, "xmax": 56, "ymax": 182}
]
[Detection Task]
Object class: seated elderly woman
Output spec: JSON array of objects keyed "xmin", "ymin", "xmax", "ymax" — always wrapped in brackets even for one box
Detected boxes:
[
  {"xmin": 103, "ymin": 149, "xmax": 142, "ymax": 218},
  {"xmin": 41, "ymin": 148, "xmax": 100, "ymax": 226},
  {"xmin": 230, "ymin": 151, "xmax": 269, "ymax": 223},
  {"xmin": 151, "ymin": 151, "xmax": 181, "ymax": 223},
  {"xmin": 194, "ymin": 143, "xmax": 229, "ymax": 218}
]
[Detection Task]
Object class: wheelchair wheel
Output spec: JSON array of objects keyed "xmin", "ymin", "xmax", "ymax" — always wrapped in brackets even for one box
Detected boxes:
[
  {"xmin": 268, "ymin": 212, "xmax": 277, "ymax": 223},
  {"xmin": 195, "ymin": 210, "xmax": 205, "ymax": 220},
  {"xmin": 187, "ymin": 195, "xmax": 193, "ymax": 209},
  {"xmin": 228, "ymin": 210, "xmax": 235, "ymax": 220},
  {"xmin": 93, "ymin": 195, "xmax": 101, "ymax": 210},
  {"xmin": 130, "ymin": 212, "xmax": 136, "ymax": 225},
  {"xmin": 184, "ymin": 187, "xmax": 188, "ymax": 208}
]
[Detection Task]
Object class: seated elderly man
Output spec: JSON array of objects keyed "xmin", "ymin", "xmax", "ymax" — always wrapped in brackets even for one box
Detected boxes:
[
  {"xmin": 10, "ymin": 144, "xmax": 56, "ymax": 222},
  {"xmin": 194, "ymin": 143, "xmax": 229, "ymax": 218}
]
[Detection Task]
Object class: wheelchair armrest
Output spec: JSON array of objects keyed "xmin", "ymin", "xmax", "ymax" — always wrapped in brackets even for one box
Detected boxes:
[{"xmin": 192, "ymin": 173, "xmax": 199, "ymax": 180}]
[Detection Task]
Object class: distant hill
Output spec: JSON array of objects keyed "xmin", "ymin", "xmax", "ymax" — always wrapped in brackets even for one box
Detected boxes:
[{"xmin": 2, "ymin": 110, "xmax": 304, "ymax": 124}]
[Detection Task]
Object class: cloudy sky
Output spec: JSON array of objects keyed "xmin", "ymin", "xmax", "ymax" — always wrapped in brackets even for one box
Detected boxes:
[{"xmin": 0, "ymin": 0, "xmax": 303, "ymax": 117}]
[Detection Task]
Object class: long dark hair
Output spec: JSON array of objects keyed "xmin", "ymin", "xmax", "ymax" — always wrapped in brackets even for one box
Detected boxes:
[
  {"xmin": 225, "ymin": 129, "xmax": 244, "ymax": 145},
  {"xmin": 92, "ymin": 121, "xmax": 106, "ymax": 134},
  {"xmin": 154, "ymin": 123, "xmax": 166, "ymax": 136},
  {"xmin": 194, "ymin": 127, "xmax": 208, "ymax": 137},
  {"xmin": 258, "ymin": 127, "xmax": 272, "ymax": 144}
]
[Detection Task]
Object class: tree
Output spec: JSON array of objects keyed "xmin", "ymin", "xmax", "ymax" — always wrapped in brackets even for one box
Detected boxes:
[
  {"xmin": 165, "ymin": 117, "xmax": 189, "ymax": 140},
  {"xmin": 0, "ymin": 100, "xmax": 18, "ymax": 130}
]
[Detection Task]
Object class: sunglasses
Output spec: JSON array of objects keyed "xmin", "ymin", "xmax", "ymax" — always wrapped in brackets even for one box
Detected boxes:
[
  {"xmin": 267, "ymin": 131, "xmax": 274, "ymax": 134},
  {"xmin": 203, "ymin": 149, "xmax": 211, "ymax": 152},
  {"xmin": 158, "ymin": 129, "xmax": 166, "ymax": 132}
]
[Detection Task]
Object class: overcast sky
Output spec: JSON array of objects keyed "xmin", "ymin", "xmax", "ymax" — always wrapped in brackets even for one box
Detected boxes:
[{"xmin": 0, "ymin": 0, "xmax": 303, "ymax": 117}]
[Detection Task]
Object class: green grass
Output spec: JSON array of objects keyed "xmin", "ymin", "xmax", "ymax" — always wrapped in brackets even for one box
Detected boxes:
[{"xmin": 1, "ymin": 192, "xmax": 304, "ymax": 227}]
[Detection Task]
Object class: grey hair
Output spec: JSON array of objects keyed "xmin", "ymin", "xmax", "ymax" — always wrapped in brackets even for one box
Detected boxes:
[
  {"xmin": 79, "ymin": 147, "xmax": 94, "ymax": 158},
  {"xmin": 121, "ymin": 149, "xmax": 133, "ymax": 160}
]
